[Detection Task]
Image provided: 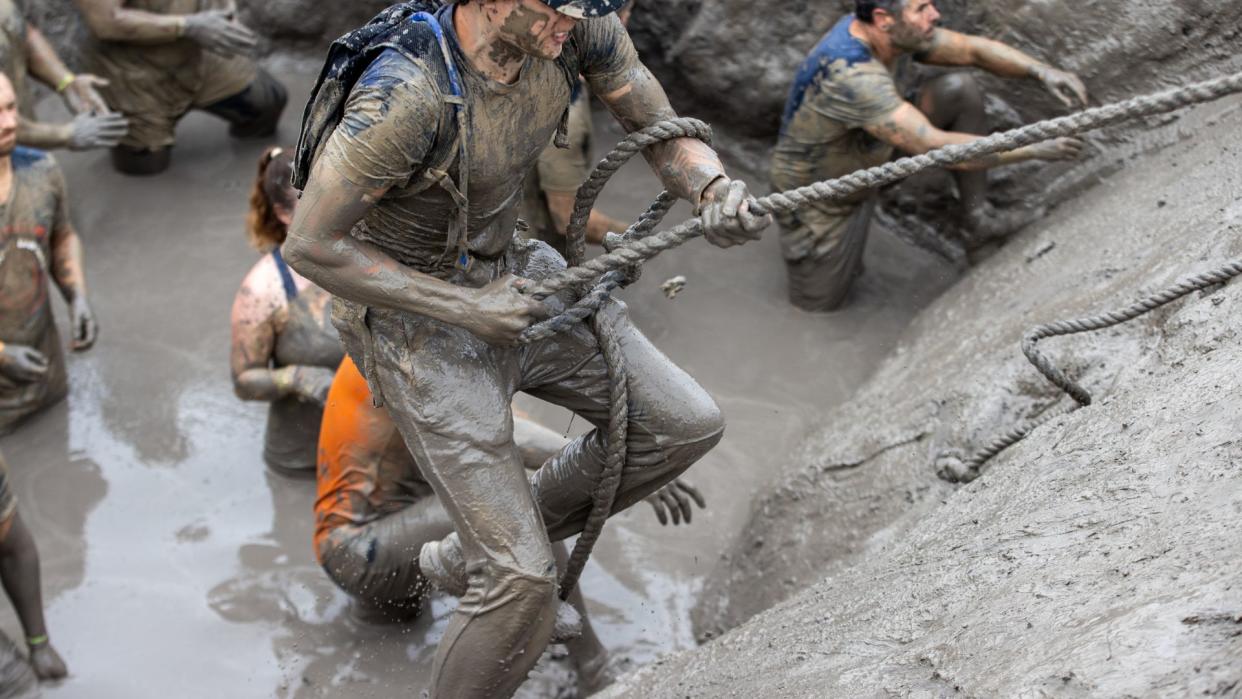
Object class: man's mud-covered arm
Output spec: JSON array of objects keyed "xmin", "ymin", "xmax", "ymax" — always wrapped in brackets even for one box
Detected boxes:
[
  {"xmin": 49, "ymin": 174, "xmax": 98, "ymax": 349},
  {"xmin": 73, "ymin": 0, "xmax": 256, "ymax": 55},
  {"xmin": 594, "ymin": 66, "xmax": 725, "ymax": 209},
  {"xmin": 543, "ymin": 191, "xmax": 623, "ymax": 244},
  {"xmin": 25, "ymin": 26, "xmax": 110, "ymax": 114},
  {"xmin": 591, "ymin": 62, "xmax": 769, "ymax": 247},
  {"xmin": 16, "ymin": 120, "xmax": 72, "ymax": 150},
  {"xmin": 864, "ymin": 102, "xmax": 1083, "ymax": 170},
  {"xmin": 918, "ymin": 29, "xmax": 1088, "ymax": 107},
  {"xmin": 73, "ymin": 0, "xmax": 185, "ymax": 42},
  {"xmin": 284, "ymin": 159, "xmax": 548, "ymax": 345}
]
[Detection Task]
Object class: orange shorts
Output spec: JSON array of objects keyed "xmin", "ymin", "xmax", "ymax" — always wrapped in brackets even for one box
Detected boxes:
[{"xmin": 313, "ymin": 355, "xmax": 426, "ymax": 559}]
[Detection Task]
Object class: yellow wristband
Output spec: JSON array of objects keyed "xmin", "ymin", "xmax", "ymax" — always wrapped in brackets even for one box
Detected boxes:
[{"xmin": 55, "ymin": 73, "xmax": 75, "ymax": 93}]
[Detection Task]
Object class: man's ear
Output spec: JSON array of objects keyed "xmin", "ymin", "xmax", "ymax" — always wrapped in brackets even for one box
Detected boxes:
[{"xmin": 873, "ymin": 8, "xmax": 896, "ymax": 31}]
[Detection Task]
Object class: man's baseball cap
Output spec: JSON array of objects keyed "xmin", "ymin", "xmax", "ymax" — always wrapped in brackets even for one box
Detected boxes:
[{"xmin": 542, "ymin": 0, "xmax": 628, "ymax": 18}]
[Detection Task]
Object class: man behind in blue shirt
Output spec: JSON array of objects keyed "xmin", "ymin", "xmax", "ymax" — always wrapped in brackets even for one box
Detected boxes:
[{"xmin": 772, "ymin": 0, "xmax": 1088, "ymax": 311}]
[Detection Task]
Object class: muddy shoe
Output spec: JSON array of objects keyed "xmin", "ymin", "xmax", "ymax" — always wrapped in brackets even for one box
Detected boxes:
[
  {"xmin": 418, "ymin": 533, "xmax": 467, "ymax": 597},
  {"xmin": 551, "ymin": 600, "xmax": 583, "ymax": 644}
]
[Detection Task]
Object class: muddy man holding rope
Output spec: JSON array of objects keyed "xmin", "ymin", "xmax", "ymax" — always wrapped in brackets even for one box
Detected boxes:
[
  {"xmin": 773, "ymin": 0, "xmax": 1089, "ymax": 311},
  {"xmin": 286, "ymin": 0, "xmax": 768, "ymax": 696}
]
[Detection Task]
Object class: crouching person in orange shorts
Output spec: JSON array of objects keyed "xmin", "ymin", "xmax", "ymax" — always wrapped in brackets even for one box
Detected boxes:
[{"xmin": 316, "ymin": 356, "xmax": 707, "ymax": 692}]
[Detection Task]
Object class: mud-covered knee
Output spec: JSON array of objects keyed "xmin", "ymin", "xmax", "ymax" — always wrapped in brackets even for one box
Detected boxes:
[
  {"xmin": 473, "ymin": 558, "xmax": 559, "ymax": 615},
  {"xmin": 680, "ymin": 396, "xmax": 725, "ymax": 449},
  {"xmin": 935, "ymin": 73, "xmax": 984, "ymax": 109}
]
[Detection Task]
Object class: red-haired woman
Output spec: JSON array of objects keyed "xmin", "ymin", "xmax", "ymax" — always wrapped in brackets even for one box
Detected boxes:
[{"xmin": 230, "ymin": 147, "xmax": 343, "ymax": 477}]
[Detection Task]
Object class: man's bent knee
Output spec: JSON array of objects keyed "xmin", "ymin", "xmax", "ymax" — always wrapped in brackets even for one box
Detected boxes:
[
  {"xmin": 926, "ymin": 72, "xmax": 984, "ymax": 112},
  {"xmin": 462, "ymin": 559, "xmax": 559, "ymax": 622}
]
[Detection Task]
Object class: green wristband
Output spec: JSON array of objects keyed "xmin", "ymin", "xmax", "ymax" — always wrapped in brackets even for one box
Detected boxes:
[{"xmin": 26, "ymin": 635, "xmax": 48, "ymax": 647}]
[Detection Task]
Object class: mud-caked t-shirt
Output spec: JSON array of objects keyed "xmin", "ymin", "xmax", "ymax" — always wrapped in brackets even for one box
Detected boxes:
[
  {"xmin": 0, "ymin": 148, "xmax": 70, "ymax": 427},
  {"xmin": 770, "ymin": 15, "xmax": 907, "ymax": 260},
  {"xmin": 318, "ymin": 9, "xmax": 638, "ymax": 278}
]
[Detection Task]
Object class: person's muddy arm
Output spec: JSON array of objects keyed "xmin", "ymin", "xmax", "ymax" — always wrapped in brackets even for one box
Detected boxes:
[
  {"xmin": 543, "ymin": 191, "xmax": 624, "ymax": 245},
  {"xmin": 74, "ymin": 0, "xmax": 259, "ymax": 56},
  {"xmin": 229, "ymin": 272, "xmax": 332, "ymax": 404},
  {"xmin": 73, "ymin": 0, "xmax": 184, "ymax": 43},
  {"xmin": 16, "ymin": 119, "xmax": 73, "ymax": 150},
  {"xmin": 49, "ymin": 171, "xmax": 98, "ymax": 350},
  {"xmin": 584, "ymin": 18, "xmax": 768, "ymax": 247},
  {"xmin": 0, "ymin": 513, "xmax": 66, "ymax": 680},
  {"xmin": 25, "ymin": 26, "xmax": 111, "ymax": 114},
  {"xmin": 594, "ymin": 68, "xmax": 725, "ymax": 210},
  {"xmin": 864, "ymin": 102, "xmax": 1084, "ymax": 171},
  {"xmin": 918, "ymin": 29, "xmax": 1088, "ymax": 108},
  {"xmin": 284, "ymin": 161, "xmax": 548, "ymax": 345}
]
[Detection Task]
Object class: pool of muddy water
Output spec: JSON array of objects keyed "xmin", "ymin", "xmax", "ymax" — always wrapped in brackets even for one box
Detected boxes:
[{"xmin": 0, "ymin": 63, "xmax": 953, "ymax": 697}]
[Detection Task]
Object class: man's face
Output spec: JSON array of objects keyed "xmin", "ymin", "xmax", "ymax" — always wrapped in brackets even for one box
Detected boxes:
[
  {"xmin": 493, "ymin": 0, "xmax": 581, "ymax": 60},
  {"xmin": 0, "ymin": 77, "xmax": 17, "ymax": 157},
  {"xmin": 884, "ymin": 0, "xmax": 940, "ymax": 53}
]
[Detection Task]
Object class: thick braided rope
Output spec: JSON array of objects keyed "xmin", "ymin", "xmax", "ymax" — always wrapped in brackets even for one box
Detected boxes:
[
  {"xmin": 1021, "ymin": 259, "xmax": 1242, "ymax": 406},
  {"xmin": 558, "ymin": 311, "xmax": 629, "ymax": 600},
  {"xmin": 562, "ymin": 120, "xmax": 712, "ymax": 269},
  {"xmin": 529, "ymin": 70, "xmax": 1242, "ymax": 299},
  {"xmin": 526, "ymin": 122, "xmax": 711, "ymax": 598},
  {"xmin": 944, "ymin": 258, "xmax": 1242, "ymax": 483}
]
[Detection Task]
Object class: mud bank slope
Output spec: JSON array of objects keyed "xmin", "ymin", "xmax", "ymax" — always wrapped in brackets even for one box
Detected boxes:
[{"xmin": 600, "ymin": 96, "xmax": 1242, "ymax": 697}]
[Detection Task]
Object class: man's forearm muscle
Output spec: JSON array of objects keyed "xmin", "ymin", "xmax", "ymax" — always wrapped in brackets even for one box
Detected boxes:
[{"xmin": 596, "ymin": 66, "xmax": 726, "ymax": 208}]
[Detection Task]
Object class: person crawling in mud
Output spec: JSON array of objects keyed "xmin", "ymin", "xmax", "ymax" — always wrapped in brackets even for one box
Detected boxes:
[
  {"xmin": 316, "ymin": 355, "xmax": 706, "ymax": 694},
  {"xmin": 0, "ymin": 449, "xmax": 68, "ymax": 682},
  {"xmin": 285, "ymin": 0, "xmax": 768, "ymax": 695},
  {"xmin": 0, "ymin": 0, "xmax": 128, "ymax": 152},
  {"xmin": 519, "ymin": 0, "xmax": 633, "ymax": 256},
  {"xmin": 71, "ymin": 0, "xmax": 288, "ymax": 175},
  {"xmin": 772, "ymin": 0, "xmax": 1090, "ymax": 312},
  {"xmin": 0, "ymin": 73, "xmax": 98, "ymax": 436},
  {"xmin": 230, "ymin": 147, "xmax": 343, "ymax": 478}
]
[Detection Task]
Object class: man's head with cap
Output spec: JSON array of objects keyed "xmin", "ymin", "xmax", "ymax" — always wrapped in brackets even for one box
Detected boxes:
[
  {"xmin": 456, "ymin": 0, "xmax": 627, "ymax": 60},
  {"xmin": 540, "ymin": 0, "xmax": 629, "ymax": 19}
]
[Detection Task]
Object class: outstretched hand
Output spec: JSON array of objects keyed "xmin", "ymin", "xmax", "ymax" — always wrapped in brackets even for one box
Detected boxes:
[
  {"xmin": 645, "ymin": 479, "xmax": 707, "ymax": 526},
  {"xmin": 60, "ymin": 74, "xmax": 111, "ymax": 115},
  {"xmin": 698, "ymin": 177, "xmax": 770, "ymax": 249},
  {"xmin": 68, "ymin": 112, "xmax": 129, "ymax": 151},
  {"xmin": 184, "ymin": 8, "xmax": 258, "ymax": 56},
  {"xmin": 1027, "ymin": 136, "xmax": 1085, "ymax": 162},
  {"xmin": 1033, "ymin": 65, "xmax": 1089, "ymax": 109}
]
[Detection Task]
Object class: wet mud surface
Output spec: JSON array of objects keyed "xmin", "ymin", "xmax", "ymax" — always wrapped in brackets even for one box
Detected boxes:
[
  {"xmin": 0, "ymin": 62, "xmax": 953, "ymax": 697},
  {"xmin": 605, "ymin": 97, "xmax": 1242, "ymax": 697}
]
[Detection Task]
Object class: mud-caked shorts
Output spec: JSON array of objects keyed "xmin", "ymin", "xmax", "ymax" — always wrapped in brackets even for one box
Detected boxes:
[
  {"xmin": 778, "ymin": 197, "xmax": 877, "ymax": 312},
  {"xmin": 98, "ymin": 51, "xmax": 284, "ymax": 150}
]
